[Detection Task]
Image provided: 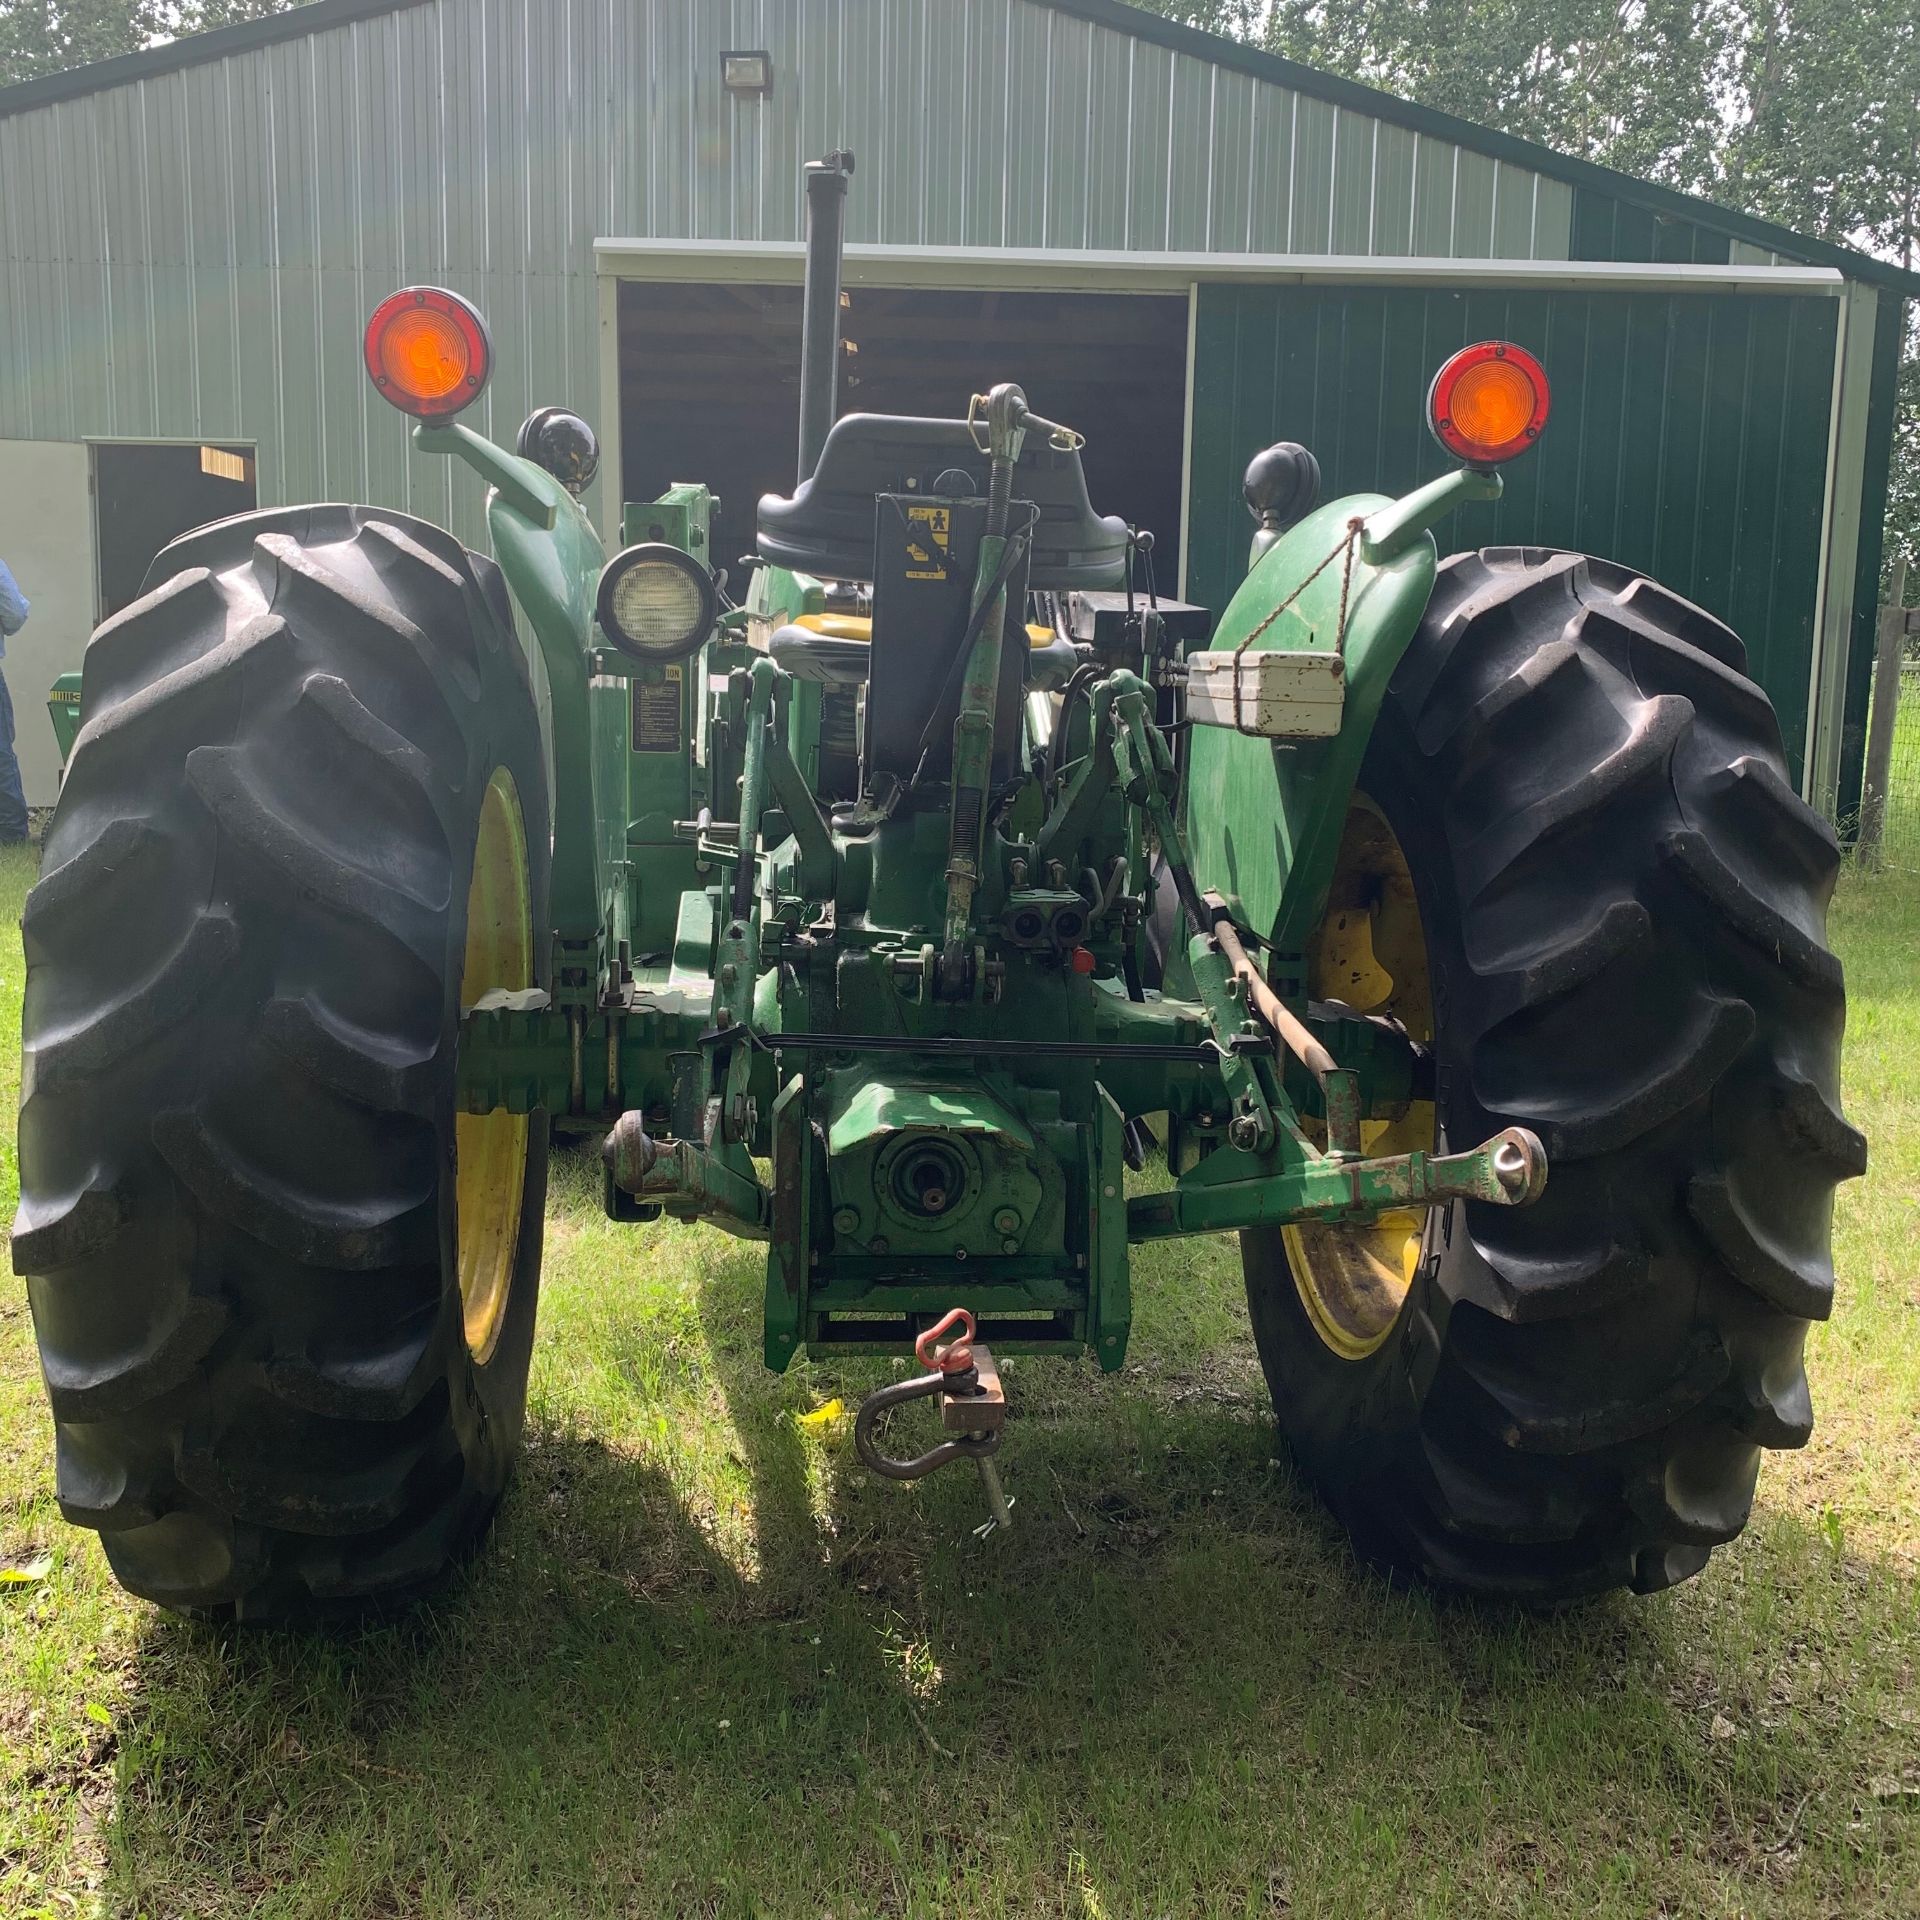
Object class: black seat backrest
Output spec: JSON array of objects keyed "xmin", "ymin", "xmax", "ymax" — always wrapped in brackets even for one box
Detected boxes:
[
  {"xmin": 757, "ymin": 413, "xmax": 1129, "ymax": 589},
  {"xmin": 864, "ymin": 492, "xmax": 1031, "ymax": 789}
]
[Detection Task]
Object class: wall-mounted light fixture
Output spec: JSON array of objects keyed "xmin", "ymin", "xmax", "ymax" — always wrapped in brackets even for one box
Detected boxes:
[{"xmin": 721, "ymin": 50, "xmax": 773, "ymax": 98}]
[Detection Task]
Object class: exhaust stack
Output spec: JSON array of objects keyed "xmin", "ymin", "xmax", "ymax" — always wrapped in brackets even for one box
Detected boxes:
[{"xmin": 796, "ymin": 150, "xmax": 855, "ymax": 487}]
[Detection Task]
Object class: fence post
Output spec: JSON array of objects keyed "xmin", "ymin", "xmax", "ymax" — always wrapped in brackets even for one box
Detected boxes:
[{"xmin": 1859, "ymin": 552, "xmax": 1910, "ymax": 867}]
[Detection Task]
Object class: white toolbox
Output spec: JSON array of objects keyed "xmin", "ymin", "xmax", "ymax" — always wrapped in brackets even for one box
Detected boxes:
[{"xmin": 1184, "ymin": 649, "xmax": 1346, "ymax": 738}]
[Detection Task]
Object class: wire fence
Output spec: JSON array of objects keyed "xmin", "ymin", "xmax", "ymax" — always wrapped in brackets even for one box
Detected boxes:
[{"xmin": 1862, "ymin": 657, "xmax": 1920, "ymax": 872}]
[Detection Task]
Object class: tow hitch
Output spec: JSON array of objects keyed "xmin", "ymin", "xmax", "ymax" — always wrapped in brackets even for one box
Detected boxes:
[{"xmin": 854, "ymin": 1309, "xmax": 1016, "ymax": 1538}]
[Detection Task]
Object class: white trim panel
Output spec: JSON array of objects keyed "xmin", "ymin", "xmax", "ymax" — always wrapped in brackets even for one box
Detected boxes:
[
  {"xmin": 1804, "ymin": 282, "xmax": 1878, "ymax": 815},
  {"xmin": 594, "ymin": 239, "xmax": 1847, "ymax": 298}
]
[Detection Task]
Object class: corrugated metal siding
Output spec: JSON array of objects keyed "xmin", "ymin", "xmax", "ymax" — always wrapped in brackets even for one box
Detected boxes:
[
  {"xmin": 0, "ymin": 0, "xmax": 1580, "ymax": 552},
  {"xmin": 1186, "ymin": 283, "xmax": 1839, "ymax": 779},
  {"xmin": 1571, "ymin": 184, "xmax": 1732, "ymax": 266}
]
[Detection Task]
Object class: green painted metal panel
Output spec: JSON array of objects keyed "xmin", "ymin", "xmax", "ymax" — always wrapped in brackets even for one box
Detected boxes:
[
  {"xmin": 1452, "ymin": 150, "xmax": 1497, "ymax": 258},
  {"xmin": 1534, "ymin": 178, "xmax": 1575, "ymax": 258},
  {"xmin": 1006, "ymin": 0, "xmax": 1052, "ymax": 247},
  {"xmin": 1493, "ymin": 161, "xmax": 1537, "ymax": 255},
  {"xmin": 4, "ymin": 0, "xmax": 1913, "ymax": 290},
  {"xmin": 1125, "ymin": 40, "xmax": 1175, "ymax": 252},
  {"xmin": 1187, "ymin": 282, "xmax": 1838, "ymax": 778},
  {"xmin": 1207, "ymin": 68, "xmax": 1256, "ymax": 252},
  {"xmin": 1330, "ymin": 107, "xmax": 1374, "ymax": 254},
  {"xmin": 1409, "ymin": 134, "xmax": 1454, "ymax": 255},
  {"xmin": 1246, "ymin": 83, "xmax": 1295, "ymax": 252},
  {"xmin": 1371, "ymin": 121, "xmax": 1416, "ymax": 256},
  {"xmin": 1571, "ymin": 185, "xmax": 1734, "ymax": 270},
  {"xmin": 1290, "ymin": 95, "xmax": 1337, "ymax": 253},
  {"xmin": 1167, "ymin": 52, "xmax": 1214, "ymax": 250},
  {"xmin": 1040, "ymin": 8, "xmax": 1094, "ymax": 249},
  {"xmin": 0, "ymin": 116, "xmax": 63, "ymax": 437},
  {"xmin": 1089, "ymin": 21, "xmax": 1139, "ymax": 249}
]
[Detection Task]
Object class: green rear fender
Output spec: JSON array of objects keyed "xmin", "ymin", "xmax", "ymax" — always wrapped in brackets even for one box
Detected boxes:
[
  {"xmin": 415, "ymin": 420, "xmax": 609, "ymax": 956},
  {"xmin": 1182, "ymin": 494, "xmax": 1438, "ymax": 958}
]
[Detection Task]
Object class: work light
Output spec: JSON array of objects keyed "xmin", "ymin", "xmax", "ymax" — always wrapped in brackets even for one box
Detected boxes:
[{"xmin": 595, "ymin": 544, "xmax": 717, "ymax": 662}]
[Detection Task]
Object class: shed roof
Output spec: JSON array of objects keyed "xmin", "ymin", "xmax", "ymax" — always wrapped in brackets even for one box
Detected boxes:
[{"xmin": 1, "ymin": 0, "xmax": 1914, "ymax": 297}]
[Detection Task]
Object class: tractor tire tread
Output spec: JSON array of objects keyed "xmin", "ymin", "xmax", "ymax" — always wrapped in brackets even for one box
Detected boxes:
[
  {"xmin": 16, "ymin": 503, "xmax": 548, "ymax": 1620},
  {"xmin": 1244, "ymin": 547, "xmax": 1860, "ymax": 1600}
]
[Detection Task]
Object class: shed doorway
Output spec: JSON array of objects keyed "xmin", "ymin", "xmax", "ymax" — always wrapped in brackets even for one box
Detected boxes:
[
  {"xmin": 615, "ymin": 282, "xmax": 1190, "ymax": 590},
  {"xmin": 92, "ymin": 440, "xmax": 257, "ymax": 621}
]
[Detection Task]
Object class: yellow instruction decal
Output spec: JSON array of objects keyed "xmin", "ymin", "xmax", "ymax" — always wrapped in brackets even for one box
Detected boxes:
[{"xmin": 904, "ymin": 504, "xmax": 951, "ymax": 580}]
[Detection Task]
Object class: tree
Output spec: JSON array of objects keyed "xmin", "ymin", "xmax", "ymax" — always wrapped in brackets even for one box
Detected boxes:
[
  {"xmin": 0, "ymin": 0, "xmax": 300, "ymax": 89},
  {"xmin": 1252, "ymin": 0, "xmax": 1727, "ymax": 183},
  {"xmin": 1127, "ymin": 0, "xmax": 1919, "ymax": 578},
  {"xmin": 0, "ymin": 0, "xmax": 171, "ymax": 84}
]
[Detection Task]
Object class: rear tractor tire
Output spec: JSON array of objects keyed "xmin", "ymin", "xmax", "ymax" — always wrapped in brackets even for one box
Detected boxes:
[
  {"xmin": 14, "ymin": 505, "xmax": 552, "ymax": 1621},
  {"xmin": 1246, "ymin": 548, "xmax": 1864, "ymax": 1601}
]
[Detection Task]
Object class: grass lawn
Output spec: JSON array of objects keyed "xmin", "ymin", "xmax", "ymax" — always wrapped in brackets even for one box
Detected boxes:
[{"xmin": 1, "ymin": 839, "xmax": 1916, "ymax": 1918}]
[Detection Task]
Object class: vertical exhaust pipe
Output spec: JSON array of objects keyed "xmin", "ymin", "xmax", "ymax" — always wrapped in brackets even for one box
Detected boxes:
[{"xmin": 797, "ymin": 150, "xmax": 855, "ymax": 487}]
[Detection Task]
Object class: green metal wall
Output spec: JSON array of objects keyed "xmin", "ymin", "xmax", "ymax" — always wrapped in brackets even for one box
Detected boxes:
[
  {"xmin": 0, "ymin": 0, "xmax": 1583, "ymax": 562},
  {"xmin": 1187, "ymin": 283, "xmax": 1838, "ymax": 779},
  {"xmin": 0, "ymin": 0, "xmax": 1899, "ymax": 811}
]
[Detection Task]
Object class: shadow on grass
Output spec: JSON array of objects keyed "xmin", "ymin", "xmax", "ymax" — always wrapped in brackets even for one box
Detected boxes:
[{"xmin": 92, "ymin": 1164, "xmax": 1918, "ymax": 1918}]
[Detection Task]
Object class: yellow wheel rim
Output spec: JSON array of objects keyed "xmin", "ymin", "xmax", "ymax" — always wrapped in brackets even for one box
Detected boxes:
[
  {"xmin": 455, "ymin": 768, "xmax": 532, "ymax": 1364},
  {"xmin": 1282, "ymin": 796, "xmax": 1436, "ymax": 1362}
]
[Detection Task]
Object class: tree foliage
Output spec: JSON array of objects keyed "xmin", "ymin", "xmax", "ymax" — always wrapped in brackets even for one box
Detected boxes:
[
  {"xmin": 1130, "ymin": 0, "xmax": 1920, "ymax": 579},
  {"xmin": 0, "ymin": 0, "xmax": 299, "ymax": 89}
]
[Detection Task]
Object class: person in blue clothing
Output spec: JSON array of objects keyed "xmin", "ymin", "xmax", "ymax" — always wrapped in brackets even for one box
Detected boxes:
[{"xmin": 0, "ymin": 558, "xmax": 33, "ymax": 843}]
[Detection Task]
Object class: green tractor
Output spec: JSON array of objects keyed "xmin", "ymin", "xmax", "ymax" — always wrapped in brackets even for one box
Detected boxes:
[{"xmin": 16, "ymin": 154, "xmax": 1863, "ymax": 1619}]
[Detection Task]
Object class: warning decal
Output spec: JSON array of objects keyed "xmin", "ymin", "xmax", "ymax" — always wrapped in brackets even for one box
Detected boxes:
[
  {"xmin": 632, "ymin": 663, "xmax": 683, "ymax": 753},
  {"xmin": 903, "ymin": 504, "xmax": 951, "ymax": 580}
]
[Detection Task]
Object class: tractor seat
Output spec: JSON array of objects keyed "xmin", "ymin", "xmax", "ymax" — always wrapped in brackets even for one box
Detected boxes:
[
  {"xmin": 769, "ymin": 615, "xmax": 873, "ymax": 685},
  {"xmin": 757, "ymin": 413, "xmax": 1129, "ymax": 590},
  {"xmin": 770, "ymin": 613, "xmax": 1080, "ymax": 691}
]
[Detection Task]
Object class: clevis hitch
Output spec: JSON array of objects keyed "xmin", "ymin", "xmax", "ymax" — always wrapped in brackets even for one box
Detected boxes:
[{"xmin": 853, "ymin": 1309, "xmax": 1015, "ymax": 1538}]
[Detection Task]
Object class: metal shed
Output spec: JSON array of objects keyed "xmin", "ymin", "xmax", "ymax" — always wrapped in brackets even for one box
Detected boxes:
[{"xmin": 0, "ymin": 0, "xmax": 1910, "ymax": 820}]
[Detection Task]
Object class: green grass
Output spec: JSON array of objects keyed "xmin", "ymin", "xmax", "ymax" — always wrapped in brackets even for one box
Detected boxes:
[{"xmin": 2, "ymin": 840, "xmax": 1917, "ymax": 1917}]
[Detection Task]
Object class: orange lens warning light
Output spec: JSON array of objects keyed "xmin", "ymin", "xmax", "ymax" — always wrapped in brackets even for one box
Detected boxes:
[
  {"xmin": 363, "ymin": 287, "xmax": 492, "ymax": 420},
  {"xmin": 1427, "ymin": 341, "xmax": 1550, "ymax": 467}
]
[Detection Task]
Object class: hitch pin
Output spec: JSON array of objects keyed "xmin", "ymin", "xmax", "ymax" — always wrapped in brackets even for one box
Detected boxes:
[{"xmin": 972, "ymin": 1456, "xmax": 1015, "ymax": 1540}]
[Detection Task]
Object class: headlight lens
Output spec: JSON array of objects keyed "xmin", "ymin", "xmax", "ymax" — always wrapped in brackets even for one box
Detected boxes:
[{"xmin": 595, "ymin": 544, "xmax": 716, "ymax": 661}]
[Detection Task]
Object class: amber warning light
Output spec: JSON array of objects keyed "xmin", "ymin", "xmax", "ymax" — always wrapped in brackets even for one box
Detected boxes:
[
  {"xmin": 364, "ymin": 287, "xmax": 492, "ymax": 420},
  {"xmin": 1428, "ymin": 341, "xmax": 1549, "ymax": 467}
]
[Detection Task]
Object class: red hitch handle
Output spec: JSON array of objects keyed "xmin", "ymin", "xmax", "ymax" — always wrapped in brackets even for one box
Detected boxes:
[{"xmin": 914, "ymin": 1307, "xmax": 975, "ymax": 1376}]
